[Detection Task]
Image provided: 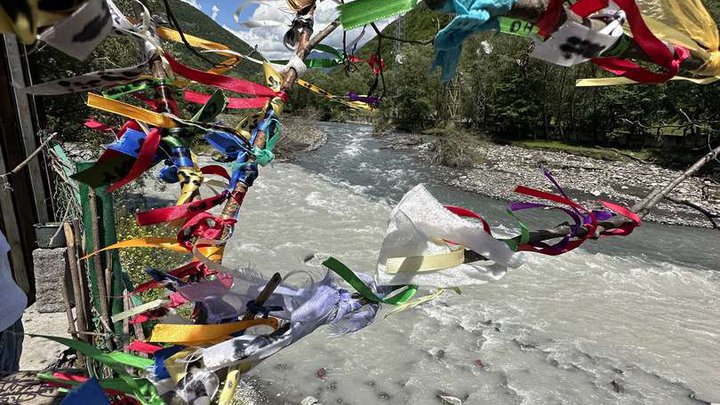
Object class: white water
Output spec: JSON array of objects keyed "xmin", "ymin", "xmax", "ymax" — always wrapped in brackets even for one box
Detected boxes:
[{"xmin": 143, "ymin": 122, "xmax": 720, "ymax": 404}]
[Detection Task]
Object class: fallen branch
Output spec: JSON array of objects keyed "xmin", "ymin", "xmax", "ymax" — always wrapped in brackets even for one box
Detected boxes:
[
  {"xmin": 507, "ymin": 143, "xmax": 720, "ymax": 247},
  {"xmin": 663, "ymin": 196, "xmax": 719, "ymax": 229},
  {"xmin": 0, "ymin": 132, "xmax": 57, "ymax": 189}
]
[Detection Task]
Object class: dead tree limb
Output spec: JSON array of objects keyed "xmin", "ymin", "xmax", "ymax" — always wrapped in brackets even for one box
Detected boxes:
[
  {"xmin": 506, "ymin": 143, "xmax": 720, "ymax": 247},
  {"xmin": 663, "ymin": 196, "xmax": 720, "ymax": 229}
]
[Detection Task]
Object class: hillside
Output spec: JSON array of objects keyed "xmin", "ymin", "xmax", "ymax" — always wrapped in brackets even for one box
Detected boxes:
[
  {"xmin": 142, "ymin": 0, "xmax": 260, "ymax": 77},
  {"xmin": 34, "ymin": 0, "xmax": 259, "ymax": 142}
]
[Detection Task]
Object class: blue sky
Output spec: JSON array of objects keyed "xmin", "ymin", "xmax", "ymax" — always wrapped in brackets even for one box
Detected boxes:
[{"xmin": 179, "ymin": 0, "xmax": 392, "ymax": 59}]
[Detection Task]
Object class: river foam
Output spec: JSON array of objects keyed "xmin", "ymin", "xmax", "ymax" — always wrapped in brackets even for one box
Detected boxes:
[{"xmin": 138, "ymin": 121, "xmax": 720, "ymax": 404}]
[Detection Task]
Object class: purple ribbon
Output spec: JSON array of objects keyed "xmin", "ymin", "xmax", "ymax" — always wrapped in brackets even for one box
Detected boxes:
[{"xmin": 347, "ymin": 92, "xmax": 381, "ymax": 106}]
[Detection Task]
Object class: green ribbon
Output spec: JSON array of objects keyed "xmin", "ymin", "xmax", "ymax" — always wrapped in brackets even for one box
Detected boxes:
[
  {"xmin": 191, "ymin": 89, "xmax": 228, "ymax": 123},
  {"xmin": 32, "ymin": 334, "xmax": 163, "ymax": 405},
  {"xmin": 322, "ymin": 257, "xmax": 417, "ymax": 305},
  {"xmin": 497, "ymin": 17, "xmax": 540, "ymax": 37},
  {"xmin": 273, "ymin": 44, "xmax": 347, "ymax": 68},
  {"xmin": 252, "ymin": 117, "xmax": 282, "ymax": 166},
  {"xmin": 102, "ymin": 80, "xmax": 164, "ymax": 100},
  {"xmin": 252, "ymin": 147, "xmax": 275, "ymax": 166},
  {"xmin": 338, "ymin": 0, "xmax": 418, "ymax": 30},
  {"xmin": 502, "ymin": 208, "xmax": 531, "ymax": 251}
]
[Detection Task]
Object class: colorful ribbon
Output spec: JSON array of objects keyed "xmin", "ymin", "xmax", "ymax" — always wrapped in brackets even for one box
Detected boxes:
[
  {"xmin": 149, "ymin": 318, "xmax": 279, "ymax": 344},
  {"xmin": 338, "ymin": 0, "xmax": 419, "ymax": 30},
  {"xmin": 323, "ymin": 257, "xmax": 417, "ymax": 305}
]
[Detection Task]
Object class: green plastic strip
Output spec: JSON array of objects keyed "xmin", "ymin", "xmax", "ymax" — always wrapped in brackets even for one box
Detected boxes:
[
  {"xmin": 191, "ymin": 89, "xmax": 228, "ymax": 123},
  {"xmin": 253, "ymin": 117, "xmax": 283, "ymax": 166},
  {"xmin": 273, "ymin": 45, "xmax": 346, "ymax": 68},
  {"xmin": 498, "ymin": 17, "xmax": 540, "ymax": 37},
  {"xmin": 322, "ymin": 257, "xmax": 417, "ymax": 305},
  {"xmin": 338, "ymin": 0, "xmax": 418, "ymax": 30},
  {"xmin": 502, "ymin": 208, "xmax": 531, "ymax": 251},
  {"xmin": 102, "ymin": 80, "xmax": 163, "ymax": 100},
  {"xmin": 32, "ymin": 335, "xmax": 163, "ymax": 405},
  {"xmin": 77, "ymin": 162, "xmax": 129, "ymax": 333}
]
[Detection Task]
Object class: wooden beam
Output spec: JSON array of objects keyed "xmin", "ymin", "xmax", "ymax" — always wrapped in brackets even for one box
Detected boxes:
[{"xmin": 3, "ymin": 36, "xmax": 49, "ymax": 224}]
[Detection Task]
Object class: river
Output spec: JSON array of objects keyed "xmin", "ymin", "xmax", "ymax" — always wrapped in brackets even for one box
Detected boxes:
[{"xmin": 153, "ymin": 122, "xmax": 720, "ymax": 404}]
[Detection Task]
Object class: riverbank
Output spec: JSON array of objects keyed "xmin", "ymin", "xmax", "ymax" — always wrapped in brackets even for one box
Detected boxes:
[
  {"xmin": 380, "ymin": 132, "xmax": 720, "ymax": 228},
  {"xmin": 275, "ymin": 118, "xmax": 328, "ymax": 161}
]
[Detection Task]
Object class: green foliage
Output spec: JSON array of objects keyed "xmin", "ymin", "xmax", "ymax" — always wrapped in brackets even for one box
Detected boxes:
[
  {"xmin": 290, "ymin": 1, "xmax": 720, "ymax": 174},
  {"xmin": 115, "ymin": 205, "xmax": 187, "ymax": 301},
  {"xmin": 428, "ymin": 132, "xmax": 486, "ymax": 167}
]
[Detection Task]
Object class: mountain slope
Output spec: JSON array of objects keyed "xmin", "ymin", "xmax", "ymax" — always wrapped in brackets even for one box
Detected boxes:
[
  {"xmin": 36, "ymin": 0, "xmax": 260, "ymax": 142},
  {"xmin": 140, "ymin": 0, "xmax": 260, "ymax": 76}
]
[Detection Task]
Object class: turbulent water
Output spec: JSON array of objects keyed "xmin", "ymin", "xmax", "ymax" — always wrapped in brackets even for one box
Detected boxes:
[{"xmin": 149, "ymin": 122, "xmax": 720, "ymax": 404}]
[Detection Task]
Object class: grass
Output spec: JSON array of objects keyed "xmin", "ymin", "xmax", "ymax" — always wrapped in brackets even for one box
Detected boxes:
[
  {"xmin": 512, "ymin": 140, "xmax": 654, "ymax": 162},
  {"xmin": 429, "ymin": 132, "xmax": 487, "ymax": 168}
]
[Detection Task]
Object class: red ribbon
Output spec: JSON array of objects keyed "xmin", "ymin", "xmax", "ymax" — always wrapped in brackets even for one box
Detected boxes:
[
  {"xmin": 164, "ymin": 53, "xmax": 275, "ymax": 97},
  {"xmin": 536, "ymin": 0, "xmax": 564, "ymax": 38},
  {"xmin": 177, "ymin": 212, "xmax": 235, "ymax": 249},
  {"xmin": 85, "ymin": 119, "xmax": 114, "ymax": 133},
  {"xmin": 132, "ymin": 93, "xmax": 160, "ymax": 111},
  {"xmin": 444, "ymin": 205, "xmax": 492, "ymax": 234},
  {"xmin": 127, "ymin": 340, "xmax": 163, "ymax": 354},
  {"xmin": 136, "ymin": 193, "xmax": 229, "ymax": 226},
  {"xmin": 129, "ymin": 308, "xmax": 168, "ymax": 324},
  {"xmin": 200, "ymin": 165, "xmax": 231, "ymax": 180},
  {"xmin": 47, "ymin": 373, "xmax": 128, "ymax": 397},
  {"xmin": 133, "ymin": 262, "xmax": 206, "ymax": 293},
  {"xmin": 184, "ymin": 90, "xmax": 270, "ymax": 110},
  {"xmin": 349, "ymin": 54, "xmax": 385, "ymax": 75},
  {"xmin": 599, "ymin": 200, "xmax": 641, "ymax": 236},
  {"xmin": 368, "ymin": 54, "xmax": 385, "ymax": 75},
  {"xmin": 107, "ymin": 127, "xmax": 162, "ymax": 193},
  {"xmin": 569, "ymin": 0, "xmax": 689, "ymax": 83},
  {"xmin": 513, "ymin": 185, "xmax": 598, "ymax": 256}
]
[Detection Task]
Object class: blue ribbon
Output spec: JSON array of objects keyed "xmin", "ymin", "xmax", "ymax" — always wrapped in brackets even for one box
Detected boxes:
[
  {"xmin": 433, "ymin": 0, "xmax": 514, "ymax": 81},
  {"xmin": 60, "ymin": 378, "xmax": 110, "ymax": 405}
]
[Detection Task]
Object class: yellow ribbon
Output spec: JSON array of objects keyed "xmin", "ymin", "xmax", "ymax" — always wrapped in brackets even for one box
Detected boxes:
[
  {"xmin": 155, "ymin": 26, "xmax": 240, "ymax": 74},
  {"xmin": 296, "ymin": 79, "xmax": 375, "ymax": 111},
  {"xmin": 82, "ymin": 237, "xmax": 188, "ymax": 260},
  {"xmin": 149, "ymin": 318, "xmax": 279, "ymax": 344},
  {"xmin": 164, "ymin": 347, "xmax": 201, "ymax": 383},
  {"xmin": 176, "ymin": 167, "xmax": 204, "ymax": 205},
  {"xmin": 576, "ymin": 75, "xmax": 720, "ymax": 86},
  {"xmin": 384, "ymin": 246, "xmax": 466, "ymax": 274},
  {"xmin": 87, "ymin": 93, "xmax": 177, "ymax": 127},
  {"xmin": 197, "ymin": 245, "xmax": 224, "ymax": 263},
  {"xmin": 384, "ymin": 287, "xmax": 462, "ymax": 318}
]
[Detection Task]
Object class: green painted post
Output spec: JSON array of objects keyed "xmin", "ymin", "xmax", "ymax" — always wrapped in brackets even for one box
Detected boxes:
[{"xmin": 77, "ymin": 162, "xmax": 129, "ymax": 333}]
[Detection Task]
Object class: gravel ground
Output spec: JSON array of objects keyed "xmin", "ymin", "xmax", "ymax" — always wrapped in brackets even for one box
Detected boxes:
[{"xmin": 384, "ymin": 135, "xmax": 720, "ymax": 228}]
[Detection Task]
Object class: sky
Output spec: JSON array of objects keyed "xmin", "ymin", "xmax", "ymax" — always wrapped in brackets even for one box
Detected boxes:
[{"xmin": 178, "ymin": 0, "xmax": 393, "ymax": 60}]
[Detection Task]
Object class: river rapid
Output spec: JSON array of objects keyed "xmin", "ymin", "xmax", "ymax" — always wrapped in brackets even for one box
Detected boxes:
[{"xmin": 150, "ymin": 122, "xmax": 720, "ymax": 404}]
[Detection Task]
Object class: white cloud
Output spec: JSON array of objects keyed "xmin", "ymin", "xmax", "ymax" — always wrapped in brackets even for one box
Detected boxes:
[
  {"xmin": 211, "ymin": 5, "xmax": 220, "ymax": 20},
  {"xmin": 223, "ymin": 1, "xmax": 394, "ymax": 60},
  {"xmin": 181, "ymin": 0, "xmax": 202, "ymax": 10}
]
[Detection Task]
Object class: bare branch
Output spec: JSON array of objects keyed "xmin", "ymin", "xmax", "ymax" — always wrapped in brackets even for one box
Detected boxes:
[
  {"xmin": 663, "ymin": 196, "xmax": 720, "ymax": 229},
  {"xmin": 501, "ymin": 143, "xmax": 720, "ymax": 248}
]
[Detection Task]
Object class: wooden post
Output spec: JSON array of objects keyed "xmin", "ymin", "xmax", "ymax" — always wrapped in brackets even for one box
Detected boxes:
[
  {"xmin": 88, "ymin": 189, "xmax": 112, "ymax": 335},
  {"xmin": 3, "ymin": 36, "xmax": 49, "ymax": 224},
  {"xmin": 63, "ymin": 223, "xmax": 88, "ymax": 342}
]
